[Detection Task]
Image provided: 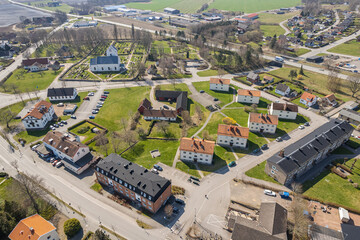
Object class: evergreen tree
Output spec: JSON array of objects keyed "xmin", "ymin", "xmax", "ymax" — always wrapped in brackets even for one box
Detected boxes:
[
  {"xmin": 270, "ymin": 34, "xmax": 277, "ymax": 49},
  {"xmin": 299, "ymin": 65, "xmax": 304, "ymax": 75}
]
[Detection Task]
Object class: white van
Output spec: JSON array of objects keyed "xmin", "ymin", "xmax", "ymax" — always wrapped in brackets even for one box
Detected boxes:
[{"xmin": 275, "ymin": 56, "xmax": 284, "ymax": 62}]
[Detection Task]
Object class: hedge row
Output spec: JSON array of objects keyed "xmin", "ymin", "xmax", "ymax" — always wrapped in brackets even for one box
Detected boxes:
[{"xmin": 233, "ymin": 77, "xmax": 252, "ymax": 86}]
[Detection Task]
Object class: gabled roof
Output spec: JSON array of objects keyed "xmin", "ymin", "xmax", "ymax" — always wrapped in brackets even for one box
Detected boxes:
[
  {"xmin": 47, "ymin": 88, "xmax": 75, "ymax": 97},
  {"xmin": 249, "ymin": 113, "xmax": 278, "ymax": 125},
  {"xmin": 9, "ymin": 214, "xmax": 56, "ymax": 240},
  {"xmin": 22, "ymin": 58, "xmax": 49, "ymax": 67},
  {"xmin": 43, "ymin": 131, "xmax": 88, "ymax": 158},
  {"xmin": 271, "ymin": 103, "xmax": 298, "ymax": 113},
  {"xmin": 324, "ymin": 94, "xmax": 336, "ymax": 102},
  {"xmin": 301, "ymin": 92, "xmax": 317, "ymax": 102},
  {"xmin": 209, "ymin": 78, "xmax": 230, "ymax": 85},
  {"xmin": 96, "ymin": 154, "xmax": 171, "ymax": 199},
  {"xmin": 276, "ymin": 83, "xmax": 290, "ymax": 92},
  {"xmin": 247, "ymin": 71, "xmax": 259, "ymax": 80},
  {"xmin": 263, "ymin": 75, "xmax": 274, "ymax": 81},
  {"xmin": 180, "ymin": 137, "xmax": 215, "ymax": 155},
  {"xmin": 139, "ymin": 98, "xmax": 152, "ymax": 109},
  {"xmin": 23, "ymin": 101, "xmax": 52, "ymax": 120},
  {"xmin": 90, "ymin": 56, "xmax": 119, "ymax": 65},
  {"xmin": 155, "ymin": 90, "xmax": 188, "ymax": 111},
  {"xmin": 143, "ymin": 109, "xmax": 177, "ymax": 118},
  {"xmin": 217, "ymin": 124, "xmax": 249, "ymax": 139},
  {"xmin": 339, "ymin": 109, "xmax": 360, "ymax": 122},
  {"xmin": 259, "ymin": 202, "xmax": 288, "ymax": 236},
  {"xmin": 237, "ymin": 89, "xmax": 261, "ymax": 97}
]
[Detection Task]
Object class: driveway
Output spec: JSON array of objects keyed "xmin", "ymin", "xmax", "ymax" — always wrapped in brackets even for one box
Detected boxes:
[{"xmin": 187, "ymin": 83, "xmax": 218, "ymax": 107}]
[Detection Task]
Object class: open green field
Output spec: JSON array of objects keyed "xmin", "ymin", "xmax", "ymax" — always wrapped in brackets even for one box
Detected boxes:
[
  {"xmin": 258, "ymin": 11, "xmax": 299, "ymax": 24},
  {"xmin": 328, "ymin": 39, "xmax": 360, "ymax": 57},
  {"xmin": 209, "ymin": 0, "xmax": 301, "ymax": 13},
  {"xmin": 30, "ymin": 0, "xmax": 73, "ymax": 13},
  {"xmin": 303, "ymin": 158, "xmax": 360, "ymax": 211},
  {"xmin": 192, "ymin": 81, "xmax": 234, "ymax": 107},
  {"xmin": 1, "ymin": 68, "xmax": 62, "ymax": 93},
  {"xmin": 126, "ymin": 0, "xmax": 209, "ymax": 13},
  {"xmin": 245, "ymin": 161, "xmax": 280, "ymax": 184},
  {"xmin": 260, "ymin": 25, "xmax": 285, "ymax": 37},
  {"xmin": 197, "ymin": 69, "xmax": 228, "ymax": 77}
]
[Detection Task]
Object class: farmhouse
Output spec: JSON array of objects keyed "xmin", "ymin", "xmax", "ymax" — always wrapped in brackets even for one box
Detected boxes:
[
  {"xmin": 338, "ymin": 109, "xmax": 360, "ymax": 126},
  {"xmin": 248, "ymin": 113, "xmax": 278, "ymax": 134},
  {"xmin": 43, "ymin": 131, "xmax": 95, "ymax": 174},
  {"xmin": 95, "ymin": 153, "xmax": 172, "ymax": 213},
  {"xmin": 209, "ymin": 78, "xmax": 230, "ymax": 92},
  {"xmin": 246, "ymin": 72, "xmax": 260, "ymax": 84},
  {"xmin": 143, "ymin": 109, "xmax": 177, "ymax": 122},
  {"xmin": 155, "ymin": 90, "xmax": 188, "ymax": 114},
  {"xmin": 47, "ymin": 87, "xmax": 78, "ymax": 101},
  {"xmin": 275, "ymin": 83, "xmax": 290, "ymax": 96},
  {"xmin": 269, "ymin": 103, "xmax": 298, "ymax": 120},
  {"xmin": 180, "ymin": 137, "xmax": 215, "ymax": 165},
  {"xmin": 217, "ymin": 124, "xmax": 249, "ymax": 148},
  {"xmin": 244, "ymin": 13, "xmax": 259, "ymax": 20},
  {"xmin": 236, "ymin": 89, "xmax": 260, "ymax": 104},
  {"xmin": 138, "ymin": 98, "xmax": 152, "ymax": 114},
  {"xmin": 22, "ymin": 101, "xmax": 55, "ymax": 130},
  {"xmin": 300, "ymin": 92, "xmax": 317, "ymax": 107},
  {"xmin": 9, "ymin": 214, "xmax": 60, "ymax": 240},
  {"xmin": 22, "ymin": 58, "xmax": 49, "ymax": 72},
  {"xmin": 266, "ymin": 120, "xmax": 353, "ymax": 185}
]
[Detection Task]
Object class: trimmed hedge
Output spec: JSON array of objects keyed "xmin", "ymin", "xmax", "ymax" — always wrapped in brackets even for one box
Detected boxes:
[{"xmin": 64, "ymin": 218, "xmax": 82, "ymax": 238}]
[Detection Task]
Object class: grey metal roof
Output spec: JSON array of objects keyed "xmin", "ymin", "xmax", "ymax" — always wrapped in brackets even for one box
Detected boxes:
[
  {"xmin": 268, "ymin": 120, "xmax": 353, "ymax": 174},
  {"xmin": 90, "ymin": 56, "xmax": 119, "ymax": 65},
  {"xmin": 276, "ymin": 83, "xmax": 290, "ymax": 93},
  {"xmin": 339, "ymin": 109, "xmax": 360, "ymax": 122},
  {"xmin": 259, "ymin": 202, "xmax": 287, "ymax": 236},
  {"xmin": 96, "ymin": 154, "xmax": 171, "ymax": 201},
  {"xmin": 341, "ymin": 223, "xmax": 360, "ymax": 240},
  {"xmin": 247, "ymin": 71, "xmax": 259, "ymax": 80},
  {"xmin": 47, "ymin": 88, "xmax": 75, "ymax": 97}
]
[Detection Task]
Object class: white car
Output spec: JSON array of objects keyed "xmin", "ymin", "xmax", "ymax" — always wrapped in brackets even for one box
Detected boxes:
[
  {"xmin": 264, "ymin": 189, "xmax": 276, "ymax": 197},
  {"xmin": 57, "ymin": 103, "xmax": 64, "ymax": 107},
  {"xmin": 298, "ymin": 125, "xmax": 305, "ymax": 130},
  {"xmin": 55, "ymin": 161, "xmax": 63, "ymax": 168},
  {"xmin": 88, "ymin": 92, "xmax": 94, "ymax": 96}
]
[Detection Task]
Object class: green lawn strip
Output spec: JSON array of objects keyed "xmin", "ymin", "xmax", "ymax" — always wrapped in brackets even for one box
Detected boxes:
[
  {"xmin": 258, "ymin": 11, "xmax": 299, "ymax": 24},
  {"xmin": 2, "ymin": 68, "xmax": 62, "ymax": 93},
  {"xmin": 303, "ymin": 158, "xmax": 360, "ymax": 211},
  {"xmin": 192, "ymin": 81, "xmax": 234, "ymax": 107},
  {"xmin": 328, "ymin": 39, "xmax": 360, "ymax": 57},
  {"xmin": 198, "ymin": 146, "xmax": 233, "ymax": 176},
  {"xmin": 331, "ymin": 146, "xmax": 354, "ymax": 155},
  {"xmin": 149, "ymin": 121, "xmax": 182, "ymax": 139},
  {"xmin": 245, "ymin": 161, "xmax": 280, "ymax": 184},
  {"xmin": 294, "ymin": 48, "xmax": 311, "ymax": 56},
  {"xmin": 264, "ymin": 114, "xmax": 309, "ymax": 140},
  {"xmin": 15, "ymin": 128, "xmax": 49, "ymax": 144},
  {"xmin": 260, "ymin": 25, "xmax": 285, "ymax": 37},
  {"xmin": 200, "ymin": 112, "xmax": 223, "ymax": 140},
  {"xmin": 90, "ymin": 182, "xmax": 103, "ymax": 193},
  {"xmin": 69, "ymin": 122, "xmax": 98, "ymax": 143},
  {"xmin": 197, "ymin": 69, "xmax": 227, "ymax": 77},
  {"xmin": 221, "ymin": 108, "xmax": 267, "ymax": 127},
  {"xmin": 30, "ymin": 0, "xmax": 73, "ymax": 13},
  {"xmin": 226, "ymin": 98, "xmax": 271, "ymax": 109},
  {"xmin": 208, "ymin": 0, "xmax": 301, "ymax": 12},
  {"xmin": 176, "ymin": 161, "xmax": 201, "ymax": 178},
  {"xmin": 121, "ymin": 139, "xmax": 178, "ymax": 169},
  {"xmin": 346, "ymin": 137, "xmax": 360, "ymax": 149}
]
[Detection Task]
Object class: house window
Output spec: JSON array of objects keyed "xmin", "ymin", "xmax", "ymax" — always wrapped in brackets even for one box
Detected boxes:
[
  {"xmin": 271, "ymin": 170, "xmax": 275, "ymax": 174},
  {"xmin": 94, "ymin": 67, "xmax": 96, "ymax": 70}
]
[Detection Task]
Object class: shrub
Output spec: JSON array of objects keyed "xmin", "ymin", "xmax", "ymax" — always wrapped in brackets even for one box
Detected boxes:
[
  {"xmin": 64, "ymin": 218, "xmax": 82, "ymax": 238},
  {"xmin": 0, "ymin": 172, "xmax": 8, "ymax": 177},
  {"xmin": 171, "ymin": 185, "xmax": 185, "ymax": 195},
  {"xmin": 353, "ymin": 183, "xmax": 359, "ymax": 189},
  {"xmin": 77, "ymin": 126, "xmax": 90, "ymax": 134}
]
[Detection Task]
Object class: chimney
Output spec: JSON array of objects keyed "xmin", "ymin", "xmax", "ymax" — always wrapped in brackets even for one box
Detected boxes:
[
  {"xmin": 279, "ymin": 149, "xmax": 285, "ymax": 157},
  {"xmin": 29, "ymin": 227, "xmax": 34, "ymax": 234},
  {"xmin": 260, "ymin": 113, "xmax": 263, "ymax": 118}
]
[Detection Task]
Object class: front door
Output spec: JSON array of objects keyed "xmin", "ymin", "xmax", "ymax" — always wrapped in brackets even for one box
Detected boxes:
[{"xmin": 108, "ymin": 179, "xmax": 113, "ymax": 186}]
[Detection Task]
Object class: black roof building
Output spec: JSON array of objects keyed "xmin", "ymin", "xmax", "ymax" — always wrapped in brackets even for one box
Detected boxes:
[
  {"xmin": 155, "ymin": 90, "xmax": 188, "ymax": 112},
  {"xmin": 47, "ymin": 87, "xmax": 76, "ymax": 98},
  {"xmin": 96, "ymin": 153, "xmax": 171, "ymax": 202}
]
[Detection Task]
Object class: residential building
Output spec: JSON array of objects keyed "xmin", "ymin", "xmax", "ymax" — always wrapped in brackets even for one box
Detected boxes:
[
  {"xmin": 22, "ymin": 101, "xmax": 55, "ymax": 130},
  {"xmin": 179, "ymin": 137, "xmax": 215, "ymax": 165},
  {"xmin": 243, "ymin": 13, "xmax": 259, "ymax": 20},
  {"xmin": 22, "ymin": 58, "xmax": 49, "ymax": 72},
  {"xmin": 9, "ymin": 214, "xmax": 60, "ymax": 240},
  {"xmin": 0, "ymin": 40, "xmax": 13, "ymax": 58},
  {"xmin": 306, "ymin": 56, "xmax": 324, "ymax": 63},
  {"xmin": 47, "ymin": 87, "xmax": 77, "ymax": 101},
  {"xmin": 95, "ymin": 153, "xmax": 172, "ymax": 213},
  {"xmin": 300, "ymin": 92, "xmax": 317, "ymax": 107},
  {"xmin": 138, "ymin": 98, "xmax": 152, "ymax": 114},
  {"xmin": 143, "ymin": 109, "xmax": 177, "ymax": 122},
  {"xmin": 43, "ymin": 131, "xmax": 95, "ymax": 174},
  {"xmin": 246, "ymin": 72, "xmax": 260, "ymax": 84},
  {"xmin": 106, "ymin": 45, "xmax": 118, "ymax": 56},
  {"xmin": 90, "ymin": 56, "xmax": 126, "ymax": 73},
  {"xmin": 266, "ymin": 120, "xmax": 353, "ymax": 185},
  {"xmin": 209, "ymin": 78, "xmax": 230, "ymax": 92},
  {"xmin": 248, "ymin": 113, "xmax": 278, "ymax": 134},
  {"xmin": 236, "ymin": 89, "xmax": 260, "ymax": 104},
  {"xmin": 73, "ymin": 20, "xmax": 98, "ymax": 27},
  {"xmin": 322, "ymin": 94, "xmax": 337, "ymax": 107},
  {"xmin": 237, "ymin": 23, "xmax": 250, "ymax": 34},
  {"xmin": 275, "ymin": 83, "xmax": 291, "ymax": 96},
  {"xmin": 155, "ymin": 90, "xmax": 188, "ymax": 114},
  {"xmin": 263, "ymin": 75, "xmax": 274, "ymax": 83},
  {"xmin": 228, "ymin": 202, "xmax": 287, "ymax": 240},
  {"xmin": 217, "ymin": 124, "xmax": 249, "ymax": 148},
  {"xmin": 269, "ymin": 103, "xmax": 298, "ymax": 120},
  {"xmin": 164, "ymin": 8, "xmax": 180, "ymax": 14},
  {"xmin": 338, "ymin": 109, "xmax": 360, "ymax": 126}
]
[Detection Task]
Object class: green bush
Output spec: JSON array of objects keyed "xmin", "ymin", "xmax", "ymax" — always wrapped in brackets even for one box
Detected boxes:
[
  {"xmin": 64, "ymin": 218, "xmax": 82, "ymax": 238},
  {"xmin": 77, "ymin": 126, "xmax": 90, "ymax": 134},
  {"xmin": 0, "ymin": 172, "xmax": 8, "ymax": 177}
]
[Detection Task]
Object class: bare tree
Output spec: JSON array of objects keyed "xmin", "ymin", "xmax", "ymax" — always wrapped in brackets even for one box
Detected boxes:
[
  {"xmin": 348, "ymin": 75, "xmax": 360, "ymax": 97},
  {"xmin": 120, "ymin": 118, "xmax": 128, "ymax": 130},
  {"xmin": 202, "ymin": 130, "xmax": 210, "ymax": 140},
  {"xmin": 120, "ymin": 130, "xmax": 137, "ymax": 147},
  {"xmin": 181, "ymin": 110, "xmax": 192, "ymax": 126},
  {"xmin": 0, "ymin": 110, "xmax": 16, "ymax": 129},
  {"xmin": 156, "ymin": 121, "xmax": 170, "ymax": 135},
  {"xmin": 110, "ymin": 132, "xmax": 121, "ymax": 153},
  {"xmin": 327, "ymin": 70, "xmax": 342, "ymax": 93},
  {"xmin": 217, "ymin": 68, "xmax": 226, "ymax": 79},
  {"xmin": 16, "ymin": 173, "xmax": 45, "ymax": 214},
  {"xmin": 96, "ymin": 133, "xmax": 109, "ymax": 156},
  {"xmin": 137, "ymin": 62, "xmax": 146, "ymax": 80},
  {"xmin": 195, "ymin": 105, "xmax": 204, "ymax": 121}
]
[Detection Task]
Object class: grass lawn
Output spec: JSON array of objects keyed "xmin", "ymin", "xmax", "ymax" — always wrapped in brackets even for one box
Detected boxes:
[
  {"xmin": 198, "ymin": 146, "xmax": 232, "ymax": 176},
  {"xmin": 197, "ymin": 69, "xmax": 227, "ymax": 77},
  {"xmin": 328, "ymin": 39, "xmax": 360, "ymax": 57},
  {"xmin": 331, "ymin": 146, "xmax": 354, "ymax": 155},
  {"xmin": 90, "ymin": 182, "xmax": 103, "ymax": 193},
  {"xmin": 192, "ymin": 81, "xmax": 234, "ymax": 107},
  {"xmin": 2, "ymin": 68, "xmax": 62, "ymax": 93},
  {"xmin": 121, "ymin": 139, "xmax": 178, "ymax": 169},
  {"xmin": 346, "ymin": 137, "xmax": 360, "ymax": 149},
  {"xmin": 260, "ymin": 25, "xmax": 285, "ymax": 37},
  {"xmin": 209, "ymin": 0, "xmax": 301, "ymax": 12},
  {"xmin": 176, "ymin": 161, "xmax": 201, "ymax": 178},
  {"xmin": 30, "ymin": 0, "xmax": 73, "ymax": 13},
  {"xmin": 200, "ymin": 112, "xmax": 223, "ymax": 140},
  {"xmin": 0, "ymin": 99, "xmax": 37, "ymax": 128},
  {"xmin": 245, "ymin": 161, "xmax": 280, "ymax": 184},
  {"xmin": 69, "ymin": 121, "xmax": 98, "ymax": 143},
  {"xmin": 227, "ymin": 98, "xmax": 271, "ymax": 109},
  {"xmin": 221, "ymin": 108, "xmax": 267, "ymax": 127},
  {"xmin": 303, "ymin": 158, "xmax": 360, "ymax": 211},
  {"xmin": 294, "ymin": 48, "xmax": 311, "ymax": 56},
  {"xmin": 269, "ymin": 67, "xmax": 355, "ymax": 102},
  {"xmin": 15, "ymin": 128, "xmax": 49, "ymax": 144},
  {"xmin": 271, "ymin": 114, "xmax": 309, "ymax": 139},
  {"xmin": 258, "ymin": 11, "xmax": 299, "ymax": 24},
  {"xmin": 126, "ymin": 0, "xmax": 208, "ymax": 13}
]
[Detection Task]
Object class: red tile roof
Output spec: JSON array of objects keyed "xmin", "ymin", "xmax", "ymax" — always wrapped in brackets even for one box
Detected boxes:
[
  {"xmin": 249, "ymin": 113, "xmax": 278, "ymax": 125},
  {"xmin": 180, "ymin": 137, "xmax": 215, "ymax": 155},
  {"xmin": 22, "ymin": 58, "xmax": 49, "ymax": 67},
  {"xmin": 43, "ymin": 131, "xmax": 87, "ymax": 158},
  {"xmin": 301, "ymin": 92, "xmax": 317, "ymax": 103},
  {"xmin": 217, "ymin": 124, "xmax": 249, "ymax": 139},
  {"xmin": 209, "ymin": 78, "xmax": 230, "ymax": 85},
  {"xmin": 22, "ymin": 101, "xmax": 52, "ymax": 120},
  {"xmin": 143, "ymin": 109, "xmax": 177, "ymax": 118},
  {"xmin": 237, "ymin": 89, "xmax": 261, "ymax": 97}
]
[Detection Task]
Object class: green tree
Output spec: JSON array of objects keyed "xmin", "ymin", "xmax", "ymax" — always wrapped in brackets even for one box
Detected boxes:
[
  {"xmin": 270, "ymin": 34, "xmax": 277, "ymax": 49},
  {"xmin": 3, "ymin": 200, "xmax": 26, "ymax": 222},
  {"xmin": 94, "ymin": 229, "xmax": 111, "ymax": 240},
  {"xmin": 288, "ymin": 70, "xmax": 298, "ymax": 80},
  {"xmin": 0, "ymin": 212, "xmax": 16, "ymax": 239},
  {"xmin": 299, "ymin": 65, "xmax": 304, "ymax": 75},
  {"xmin": 64, "ymin": 218, "xmax": 81, "ymax": 238}
]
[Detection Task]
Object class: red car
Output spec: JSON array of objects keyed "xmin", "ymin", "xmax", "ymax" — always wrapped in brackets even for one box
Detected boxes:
[
  {"xmin": 101, "ymin": 95, "xmax": 108, "ymax": 99},
  {"xmin": 83, "ymin": 96, "xmax": 90, "ymax": 100},
  {"xmin": 52, "ymin": 160, "xmax": 59, "ymax": 166}
]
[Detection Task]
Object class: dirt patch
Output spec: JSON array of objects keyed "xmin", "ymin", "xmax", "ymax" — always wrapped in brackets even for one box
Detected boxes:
[
  {"xmin": 53, "ymin": 105, "xmax": 65, "ymax": 117},
  {"xmin": 100, "ymin": 16, "xmax": 164, "ymax": 32},
  {"xmin": 50, "ymin": 212, "xmax": 69, "ymax": 240}
]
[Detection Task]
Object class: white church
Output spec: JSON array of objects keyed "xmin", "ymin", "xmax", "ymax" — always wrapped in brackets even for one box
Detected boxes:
[{"xmin": 90, "ymin": 45, "xmax": 126, "ymax": 73}]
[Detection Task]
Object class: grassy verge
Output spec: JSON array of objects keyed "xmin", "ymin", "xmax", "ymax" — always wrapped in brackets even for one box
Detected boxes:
[
  {"xmin": 100, "ymin": 225, "xmax": 127, "ymax": 240},
  {"xmin": 176, "ymin": 161, "xmax": 201, "ymax": 178},
  {"xmin": 0, "ymin": 98, "xmax": 38, "ymax": 128},
  {"xmin": 90, "ymin": 182, "xmax": 103, "ymax": 193},
  {"xmin": 245, "ymin": 161, "xmax": 280, "ymax": 184},
  {"xmin": 197, "ymin": 69, "xmax": 226, "ymax": 77},
  {"xmin": 328, "ymin": 39, "xmax": 360, "ymax": 57},
  {"xmin": 136, "ymin": 220, "xmax": 153, "ymax": 229}
]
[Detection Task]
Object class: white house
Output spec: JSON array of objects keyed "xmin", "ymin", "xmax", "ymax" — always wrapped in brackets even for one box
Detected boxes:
[
  {"xmin": 22, "ymin": 101, "xmax": 55, "ymax": 130},
  {"xmin": 106, "ymin": 45, "xmax": 118, "ymax": 56},
  {"xmin": 209, "ymin": 78, "xmax": 230, "ymax": 92},
  {"xmin": 90, "ymin": 55, "xmax": 126, "ymax": 73},
  {"xmin": 300, "ymin": 92, "xmax": 317, "ymax": 107},
  {"xmin": 43, "ymin": 131, "xmax": 94, "ymax": 174},
  {"xmin": 180, "ymin": 137, "xmax": 215, "ymax": 165},
  {"xmin": 217, "ymin": 124, "xmax": 249, "ymax": 148},
  {"xmin": 73, "ymin": 20, "xmax": 98, "ymax": 27},
  {"xmin": 236, "ymin": 89, "xmax": 261, "ymax": 104},
  {"xmin": 143, "ymin": 109, "xmax": 177, "ymax": 122},
  {"xmin": 248, "ymin": 112, "xmax": 278, "ymax": 134},
  {"xmin": 28, "ymin": 62, "xmax": 48, "ymax": 72},
  {"xmin": 275, "ymin": 83, "xmax": 291, "ymax": 96},
  {"xmin": 22, "ymin": 58, "xmax": 49, "ymax": 71},
  {"xmin": 9, "ymin": 214, "xmax": 60, "ymax": 240},
  {"xmin": 47, "ymin": 87, "xmax": 78, "ymax": 101},
  {"xmin": 269, "ymin": 102, "xmax": 298, "ymax": 120}
]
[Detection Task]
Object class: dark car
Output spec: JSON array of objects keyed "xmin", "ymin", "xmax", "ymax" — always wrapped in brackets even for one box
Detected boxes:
[
  {"xmin": 153, "ymin": 164, "xmax": 163, "ymax": 171},
  {"xmin": 104, "ymin": 91, "xmax": 110, "ymax": 94},
  {"xmin": 304, "ymin": 122, "xmax": 310, "ymax": 126},
  {"xmin": 163, "ymin": 105, "xmax": 169, "ymax": 110},
  {"xmin": 89, "ymin": 115, "xmax": 95, "ymax": 119},
  {"xmin": 228, "ymin": 161, "xmax": 236, "ymax": 167},
  {"xmin": 190, "ymin": 176, "xmax": 200, "ymax": 182},
  {"xmin": 100, "ymin": 98, "xmax": 106, "ymax": 101},
  {"xmin": 83, "ymin": 96, "xmax": 90, "ymax": 100},
  {"xmin": 214, "ymin": 98, "xmax": 219, "ymax": 101},
  {"xmin": 261, "ymin": 144, "xmax": 268, "ymax": 150},
  {"xmin": 252, "ymin": 148, "xmax": 261, "ymax": 154},
  {"xmin": 13, "ymin": 115, "xmax": 21, "ymax": 119},
  {"xmin": 199, "ymin": 90, "xmax": 205, "ymax": 93},
  {"xmin": 175, "ymin": 199, "xmax": 185, "ymax": 205},
  {"xmin": 193, "ymin": 181, "xmax": 200, "ymax": 186}
]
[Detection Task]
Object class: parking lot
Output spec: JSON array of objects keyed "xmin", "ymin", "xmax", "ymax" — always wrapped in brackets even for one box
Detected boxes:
[{"xmin": 188, "ymin": 84, "xmax": 221, "ymax": 108}]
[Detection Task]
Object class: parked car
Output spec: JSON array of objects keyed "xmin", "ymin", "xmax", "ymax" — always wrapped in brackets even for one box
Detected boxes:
[
  {"xmin": 92, "ymin": 110, "xmax": 99, "ymax": 114},
  {"xmin": 193, "ymin": 181, "xmax": 200, "ymax": 186},
  {"xmin": 88, "ymin": 92, "xmax": 94, "ymax": 96},
  {"xmin": 279, "ymin": 191, "xmax": 290, "ymax": 199},
  {"xmin": 96, "ymin": 105, "xmax": 103, "ymax": 108},
  {"xmin": 199, "ymin": 90, "xmax": 205, "ymax": 93},
  {"xmin": 13, "ymin": 115, "xmax": 21, "ymax": 119},
  {"xmin": 101, "ymin": 95, "xmax": 108, "ymax": 99},
  {"xmin": 104, "ymin": 91, "xmax": 110, "ymax": 94},
  {"xmin": 54, "ymin": 124, "xmax": 59, "ymax": 128},
  {"xmin": 61, "ymin": 120, "xmax": 67, "ymax": 124},
  {"xmin": 153, "ymin": 164, "xmax": 163, "ymax": 171},
  {"xmin": 175, "ymin": 199, "xmax": 185, "ymax": 205},
  {"xmin": 89, "ymin": 115, "xmax": 95, "ymax": 119},
  {"xmin": 151, "ymin": 168, "xmax": 159, "ymax": 174},
  {"xmin": 214, "ymin": 98, "xmax": 219, "ymax": 101},
  {"xmin": 71, "ymin": 115, "xmax": 76, "ymax": 119},
  {"xmin": 100, "ymin": 98, "xmax": 106, "ymax": 101},
  {"xmin": 57, "ymin": 103, "xmax": 64, "ymax": 107},
  {"xmin": 98, "ymin": 102, "xmax": 104, "ymax": 105},
  {"xmin": 55, "ymin": 161, "xmax": 63, "ymax": 168},
  {"xmin": 83, "ymin": 96, "xmax": 90, "ymax": 100},
  {"xmin": 163, "ymin": 105, "xmax": 169, "ymax": 109},
  {"xmin": 298, "ymin": 125, "xmax": 305, "ymax": 130},
  {"xmin": 190, "ymin": 176, "xmax": 200, "ymax": 182},
  {"xmin": 51, "ymin": 126, "xmax": 56, "ymax": 130},
  {"xmin": 264, "ymin": 189, "xmax": 276, "ymax": 197},
  {"xmin": 276, "ymin": 137, "xmax": 282, "ymax": 142},
  {"xmin": 52, "ymin": 160, "xmax": 59, "ymax": 166},
  {"xmin": 228, "ymin": 161, "xmax": 236, "ymax": 167},
  {"xmin": 50, "ymin": 158, "xmax": 56, "ymax": 163},
  {"xmin": 252, "ymin": 148, "xmax": 261, "ymax": 154},
  {"xmin": 59, "ymin": 123, "xmax": 64, "ymax": 127},
  {"xmin": 261, "ymin": 144, "xmax": 268, "ymax": 150},
  {"xmin": 304, "ymin": 122, "xmax": 310, "ymax": 126}
]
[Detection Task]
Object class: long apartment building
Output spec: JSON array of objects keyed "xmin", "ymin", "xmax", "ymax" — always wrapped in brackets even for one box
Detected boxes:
[
  {"xmin": 266, "ymin": 120, "xmax": 353, "ymax": 185},
  {"xmin": 95, "ymin": 154, "xmax": 171, "ymax": 213},
  {"xmin": 179, "ymin": 137, "xmax": 215, "ymax": 165},
  {"xmin": 217, "ymin": 124, "xmax": 249, "ymax": 148}
]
